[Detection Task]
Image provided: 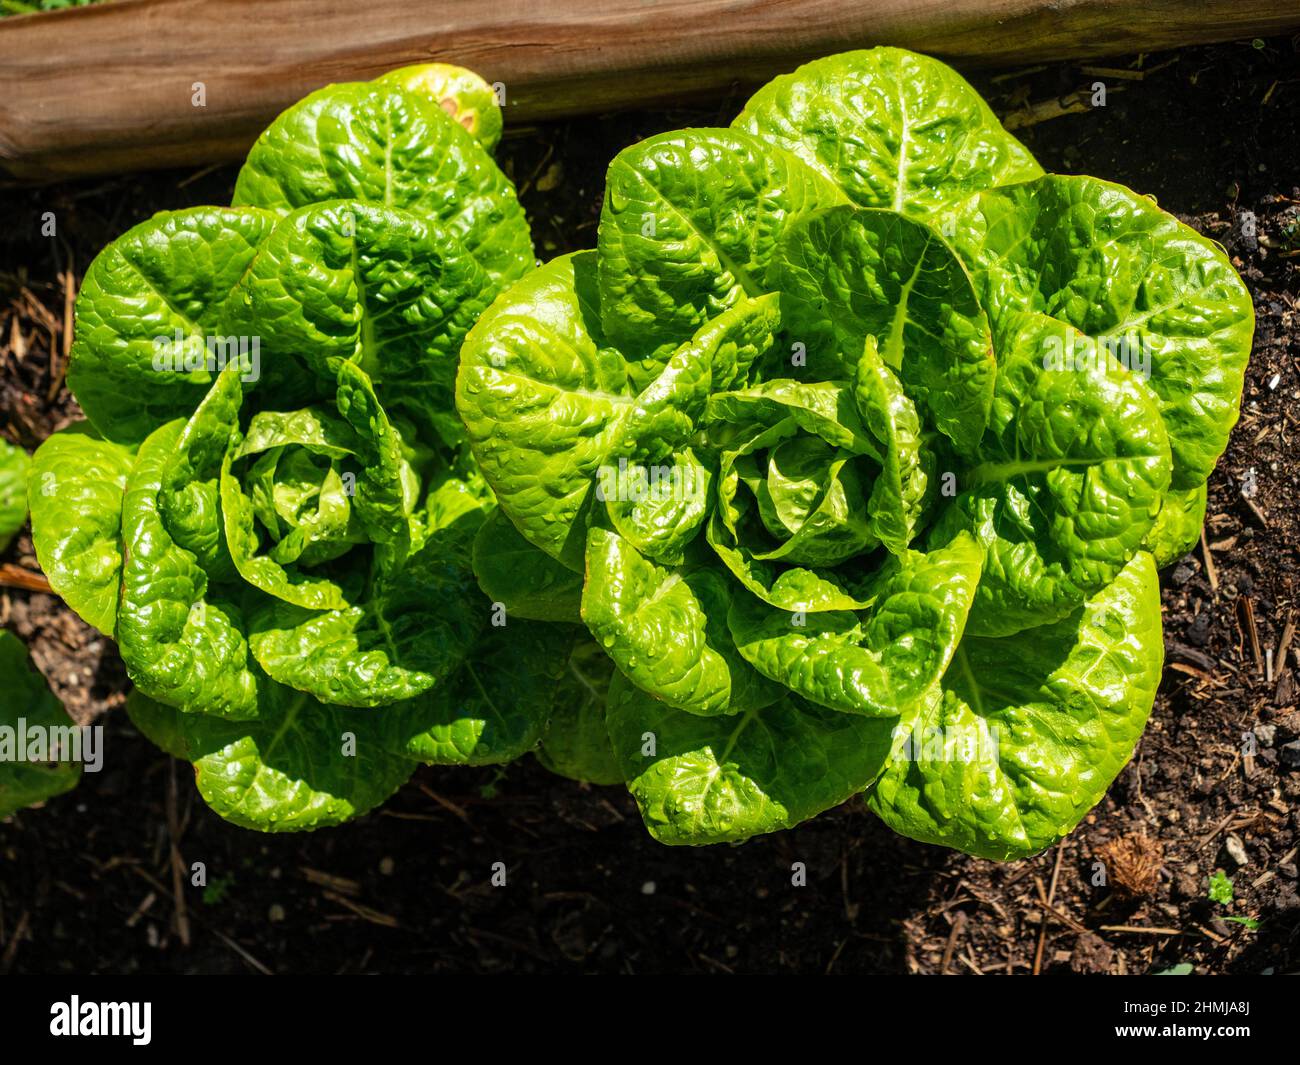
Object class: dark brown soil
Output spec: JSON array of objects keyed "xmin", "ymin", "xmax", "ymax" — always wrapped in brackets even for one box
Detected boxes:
[{"xmin": 2, "ymin": 38, "xmax": 1299, "ymax": 975}]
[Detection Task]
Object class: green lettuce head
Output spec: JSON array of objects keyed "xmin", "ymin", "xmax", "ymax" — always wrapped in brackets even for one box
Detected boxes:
[
  {"xmin": 28, "ymin": 66, "xmax": 572, "ymax": 831},
  {"xmin": 458, "ymin": 48, "xmax": 1253, "ymax": 858}
]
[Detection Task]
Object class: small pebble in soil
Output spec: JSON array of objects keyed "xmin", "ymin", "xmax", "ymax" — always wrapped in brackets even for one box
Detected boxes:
[
  {"xmin": 1280, "ymin": 740, "xmax": 1300, "ymax": 768},
  {"xmin": 379, "ymin": 857, "xmax": 395, "ymax": 876},
  {"xmin": 1255, "ymin": 724, "xmax": 1277, "ymax": 748},
  {"xmin": 268, "ymin": 903, "xmax": 286, "ymax": 922},
  {"xmin": 1223, "ymin": 835, "xmax": 1249, "ymax": 867},
  {"xmin": 640, "ymin": 881, "xmax": 656, "ymax": 896}
]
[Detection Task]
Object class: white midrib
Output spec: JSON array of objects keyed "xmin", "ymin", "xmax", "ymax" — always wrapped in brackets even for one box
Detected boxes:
[
  {"xmin": 371, "ymin": 599, "xmax": 402, "ymax": 665},
  {"xmin": 955, "ymin": 645, "xmax": 985, "ymax": 719},
  {"xmin": 350, "ymin": 235, "xmax": 380, "ymax": 377},
  {"xmin": 383, "ymin": 106, "xmax": 395, "ymax": 208},
  {"xmin": 465, "ymin": 662, "xmax": 504, "ymax": 725},
  {"xmin": 884, "ymin": 246, "xmax": 927, "ymax": 369},
  {"xmin": 892, "ymin": 92, "xmax": 911, "ymax": 214},
  {"xmin": 965, "ymin": 455, "xmax": 1125, "ymax": 484},
  {"xmin": 717, "ymin": 706, "xmax": 759, "ymax": 765},
  {"xmin": 263, "ymin": 691, "xmax": 308, "ymax": 759}
]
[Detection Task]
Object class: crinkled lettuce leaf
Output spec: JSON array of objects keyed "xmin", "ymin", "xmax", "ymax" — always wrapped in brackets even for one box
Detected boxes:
[
  {"xmin": 733, "ymin": 47, "xmax": 1042, "ymax": 218},
  {"xmin": 866, "ymin": 551, "xmax": 1164, "ymax": 859},
  {"xmin": 946, "ymin": 174, "xmax": 1254, "ymax": 488}
]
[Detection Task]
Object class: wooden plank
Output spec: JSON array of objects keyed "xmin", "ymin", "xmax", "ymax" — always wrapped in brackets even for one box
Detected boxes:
[{"xmin": 2, "ymin": 0, "xmax": 1298, "ymax": 181}]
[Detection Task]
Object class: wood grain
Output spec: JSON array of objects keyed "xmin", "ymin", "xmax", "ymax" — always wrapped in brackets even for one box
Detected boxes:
[{"xmin": 2, "ymin": 0, "xmax": 1297, "ymax": 181}]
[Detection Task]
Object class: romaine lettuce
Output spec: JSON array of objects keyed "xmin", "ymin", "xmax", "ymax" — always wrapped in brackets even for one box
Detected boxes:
[
  {"xmin": 458, "ymin": 48, "xmax": 1253, "ymax": 858},
  {"xmin": 29, "ymin": 66, "xmax": 554, "ymax": 831}
]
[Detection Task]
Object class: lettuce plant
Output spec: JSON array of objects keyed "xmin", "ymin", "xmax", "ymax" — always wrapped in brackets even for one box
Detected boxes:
[
  {"xmin": 26, "ymin": 66, "xmax": 566, "ymax": 830},
  {"xmin": 0, "ymin": 439, "xmax": 28, "ymax": 553},
  {"xmin": 0, "ymin": 630, "xmax": 82, "ymax": 818},
  {"xmin": 458, "ymin": 48, "xmax": 1253, "ymax": 858}
]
